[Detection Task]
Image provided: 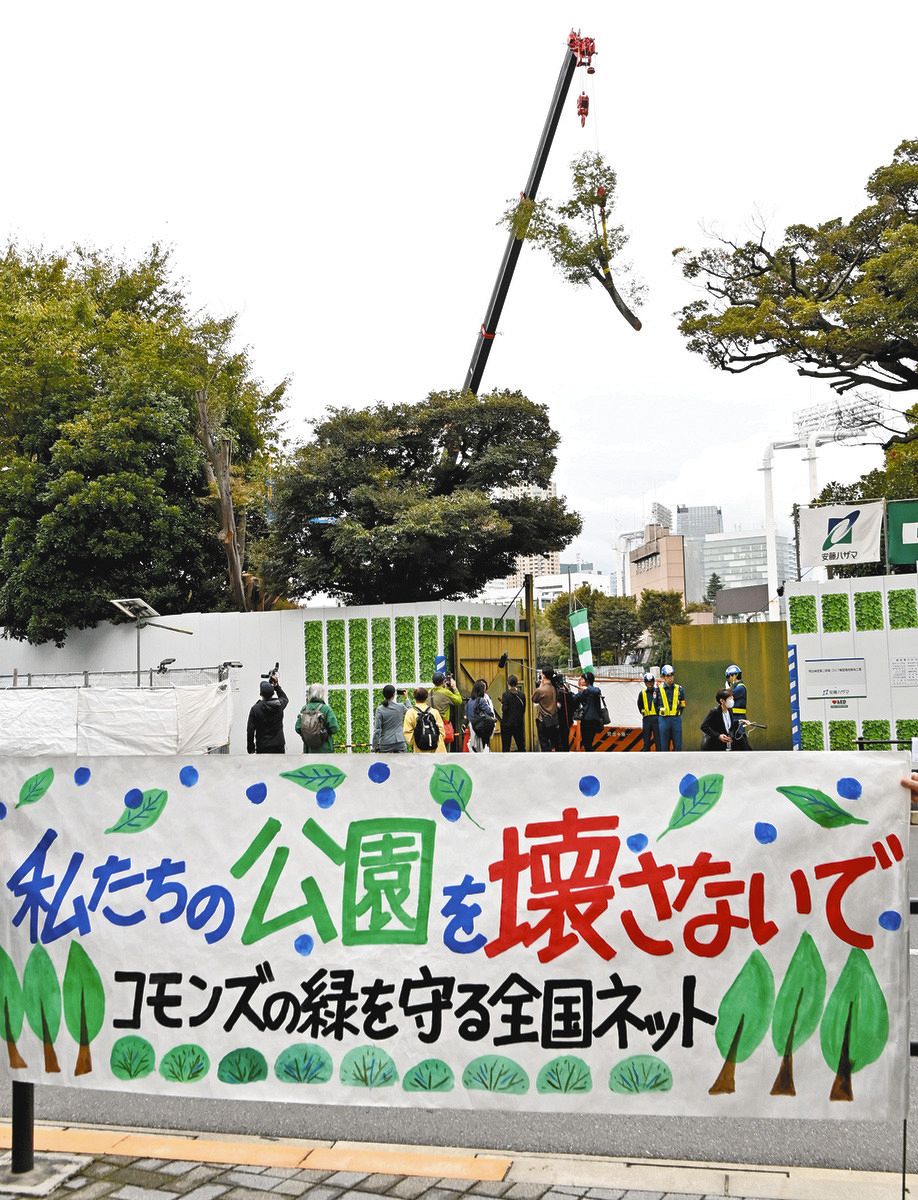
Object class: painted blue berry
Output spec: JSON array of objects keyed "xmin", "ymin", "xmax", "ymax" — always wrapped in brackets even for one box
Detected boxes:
[
  {"xmin": 627, "ymin": 833, "xmax": 648, "ymax": 854},
  {"xmin": 754, "ymin": 821, "xmax": 777, "ymax": 845},
  {"xmin": 837, "ymin": 777, "xmax": 862, "ymax": 800},
  {"xmin": 879, "ymin": 910, "xmax": 902, "ymax": 932},
  {"xmin": 679, "ymin": 774, "xmax": 699, "ymax": 799},
  {"xmin": 316, "ymin": 787, "xmax": 336, "ymax": 809},
  {"xmin": 246, "ymin": 782, "xmax": 268, "ymax": 805},
  {"xmin": 578, "ymin": 775, "xmax": 600, "ymax": 797},
  {"xmin": 0, "ymin": 801, "xmax": 7, "ymax": 821},
  {"xmin": 442, "ymin": 798, "xmax": 462, "ymax": 822},
  {"xmin": 73, "ymin": 766, "xmax": 91, "ymax": 786},
  {"xmin": 124, "ymin": 788, "xmax": 144, "ymax": 810},
  {"xmin": 179, "ymin": 765, "xmax": 199, "ymax": 788},
  {"xmin": 294, "ymin": 933, "xmax": 315, "ymax": 956},
  {"xmin": 368, "ymin": 762, "xmax": 391, "ymax": 784}
]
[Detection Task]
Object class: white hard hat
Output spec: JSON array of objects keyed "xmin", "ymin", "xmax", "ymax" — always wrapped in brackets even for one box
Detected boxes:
[
  {"xmin": 725, "ymin": 664, "xmax": 741, "ymax": 677},
  {"xmin": 661, "ymin": 664, "xmax": 674, "ymax": 676},
  {"xmin": 643, "ymin": 671, "xmax": 655, "ymax": 683}
]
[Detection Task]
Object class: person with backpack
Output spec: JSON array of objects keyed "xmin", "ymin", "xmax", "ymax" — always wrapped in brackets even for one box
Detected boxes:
[
  {"xmin": 372, "ymin": 684, "xmax": 408, "ymax": 753},
  {"xmin": 295, "ymin": 684, "xmax": 339, "ymax": 754},
  {"xmin": 499, "ymin": 675, "xmax": 526, "ymax": 752},
  {"xmin": 404, "ymin": 686, "xmax": 446, "ymax": 754},
  {"xmin": 247, "ymin": 672, "xmax": 289, "ymax": 754},
  {"xmin": 467, "ymin": 678, "xmax": 496, "ymax": 752}
]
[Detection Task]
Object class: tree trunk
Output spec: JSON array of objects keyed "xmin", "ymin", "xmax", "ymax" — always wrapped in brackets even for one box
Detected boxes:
[
  {"xmin": 709, "ymin": 1015, "xmax": 744, "ymax": 1095},
  {"xmin": 830, "ymin": 1004, "xmax": 854, "ymax": 1101},
  {"xmin": 770, "ymin": 990, "xmax": 802, "ymax": 1096},
  {"xmin": 4, "ymin": 999, "xmax": 26, "ymax": 1068},
  {"xmin": 74, "ymin": 993, "xmax": 92, "ymax": 1076},
  {"xmin": 195, "ymin": 387, "xmax": 248, "ymax": 612},
  {"xmin": 41, "ymin": 1005, "xmax": 60, "ymax": 1073}
]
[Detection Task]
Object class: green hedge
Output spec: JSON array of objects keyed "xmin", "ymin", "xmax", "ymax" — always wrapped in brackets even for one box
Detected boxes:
[
  {"xmin": 470, "ymin": 616, "xmax": 481, "ymax": 631},
  {"xmin": 896, "ymin": 719, "xmax": 918, "ymax": 747},
  {"xmin": 327, "ymin": 620, "xmax": 346, "ymax": 685},
  {"xmin": 821, "ymin": 593, "xmax": 850, "ymax": 633},
  {"xmin": 458, "ymin": 616, "xmax": 469, "ymax": 630},
  {"xmin": 348, "ymin": 619, "xmax": 369, "ymax": 684},
  {"xmin": 395, "ymin": 616, "xmax": 415, "ymax": 683},
  {"xmin": 371, "ymin": 617, "xmax": 392, "ymax": 683},
  {"xmin": 442, "ymin": 614, "xmax": 457, "ymax": 665},
  {"xmin": 800, "ymin": 721, "xmax": 824, "ymax": 751},
  {"xmin": 418, "ymin": 615, "xmax": 438, "ymax": 680},
  {"xmin": 505, "ymin": 617, "xmax": 516, "ymax": 631},
  {"xmin": 483, "ymin": 617, "xmax": 493, "ymax": 631},
  {"xmin": 861, "ymin": 719, "xmax": 890, "ymax": 749},
  {"xmin": 349, "ymin": 689, "xmax": 371, "ymax": 750},
  {"xmin": 788, "ymin": 595, "xmax": 817, "ymax": 635},
  {"xmin": 828, "ymin": 720, "xmax": 857, "ymax": 751},
  {"xmin": 853, "ymin": 591, "xmax": 883, "ymax": 631},
  {"xmin": 327, "ymin": 688, "xmax": 347, "ymax": 751},
  {"xmin": 305, "ymin": 622, "xmax": 324, "ymax": 684},
  {"xmin": 889, "ymin": 589, "xmax": 918, "ymax": 629}
]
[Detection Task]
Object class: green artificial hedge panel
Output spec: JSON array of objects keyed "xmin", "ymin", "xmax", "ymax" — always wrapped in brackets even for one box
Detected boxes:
[
  {"xmin": 305, "ymin": 622, "xmax": 324, "ymax": 684},
  {"xmin": 470, "ymin": 616, "xmax": 481, "ymax": 630},
  {"xmin": 442, "ymin": 615, "xmax": 457, "ymax": 664},
  {"xmin": 860, "ymin": 719, "xmax": 890, "ymax": 749},
  {"xmin": 371, "ymin": 617, "xmax": 392, "ymax": 684},
  {"xmin": 800, "ymin": 721, "xmax": 824, "ymax": 751},
  {"xmin": 821, "ymin": 593, "xmax": 851, "ymax": 633},
  {"xmin": 896, "ymin": 719, "xmax": 918, "ymax": 747},
  {"xmin": 458, "ymin": 616, "xmax": 469, "ymax": 630},
  {"xmin": 505, "ymin": 618, "xmax": 516, "ymax": 631},
  {"xmin": 828, "ymin": 720, "xmax": 857, "ymax": 751},
  {"xmin": 349, "ymin": 689, "xmax": 371, "ymax": 750},
  {"xmin": 327, "ymin": 688, "xmax": 347, "ymax": 751},
  {"xmin": 348, "ymin": 619, "xmax": 369, "ymax": 684},
  {"xmin": 395, "ymin": 616, "xmax": 415, "ymax": 683},
  {"xmin": 889, "ymin": 589, "xmax": 918, "ymax": 629},
  {"xmin": 327, "ymin": 620, "xmax": 346, "ymax": 685},
  {"xmin": 418, "ymin": 616, "xmax": 438, "ymax": 681},
  {"xmin": 853, "ymin": 591, "xmax": 883, "ymax": 632},
  {"xmin": 483, "ymin": 617, "xmax": 493, "ymax": 630},
  {"xmin": 788, "ymin": 595, "xmax": 817, "ymax": 635}
]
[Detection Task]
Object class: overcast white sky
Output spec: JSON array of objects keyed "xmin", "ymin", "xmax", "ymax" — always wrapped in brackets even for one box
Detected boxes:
[{"xmin": 3, "ymin": 1, "xmax": 914, "ymax": 573}]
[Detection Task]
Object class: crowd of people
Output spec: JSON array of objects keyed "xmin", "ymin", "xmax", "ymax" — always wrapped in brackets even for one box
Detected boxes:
[{"xmin": 245, "ymin": 662, "xmax": 758, "ymax": 755}]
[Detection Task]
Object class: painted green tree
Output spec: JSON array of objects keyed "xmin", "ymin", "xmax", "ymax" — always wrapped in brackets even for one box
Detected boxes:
[
  {"xmin": 62, "ymin": 942, "xmax": 105, "ymax": 1075},
  {"xmin": 0, "ymin": 946, "xmax": 27, "ymax": 1068},
  {"xmin": 820, "ymin": 948, "xmax": 888, "ymax": 1101},
  {"xmin": 23, "ymin": 943, "xmax": 62, "ymax": 1073},
  {"xmin": 710, "ymin": 950, "xmax": 775, "ymax": 1095},
  {"xmin": 770, "ymin": 933, "xmax": 826, "ymax": 1096}
]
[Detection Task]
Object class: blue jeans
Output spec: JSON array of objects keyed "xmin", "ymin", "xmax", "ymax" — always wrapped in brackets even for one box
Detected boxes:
[{"xmin": 658, "ymin": 715, "xmax": 682, "ymax": 752}]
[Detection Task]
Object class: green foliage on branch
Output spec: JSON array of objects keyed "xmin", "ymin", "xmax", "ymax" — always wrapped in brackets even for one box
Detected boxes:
[
  {"xmin": 544, "ymin": 584, "xmax": 644, "ymax": 666},
  {"xmin": 264, "ymin": 390, "xmax": 581, "ymax": 604}
]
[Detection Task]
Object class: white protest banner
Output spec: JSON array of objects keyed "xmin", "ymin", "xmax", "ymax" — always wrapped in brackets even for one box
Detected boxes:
[
  {"xmin": 798, "ymin": 502, "xmax": 884, "ymax": 569},
  {"xmin": 0, "ymin": 753, "xmax": 907, "ymax": 1121}
]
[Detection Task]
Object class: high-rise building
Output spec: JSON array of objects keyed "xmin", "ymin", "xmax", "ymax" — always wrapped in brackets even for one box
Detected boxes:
[
  {"xmin": 628, "ymin": 524, "xmax": 686, "ymax": 602},
  {"xmin": 702, "ymin": 531, "xmax": 796, "ymax": 593},
  {"xmin": 496, "ymin": 482, "xmax": 561, "ymax": 587},
  {"xmin": 650, "ymin": 502, "xmax": 673, "ymax": 531},
  {"xmin": 676, "ymin": 505, "xmax": 723, "ymax": 538}
]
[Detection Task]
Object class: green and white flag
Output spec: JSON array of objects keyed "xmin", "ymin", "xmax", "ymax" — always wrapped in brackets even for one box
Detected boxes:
[
  {"xmin": 887, "ymin": 499, "xmax": 918, "ymax": 565},
  {"xmin": 569, "ymin": 607, "xmax": 594, "ymax": 672}
]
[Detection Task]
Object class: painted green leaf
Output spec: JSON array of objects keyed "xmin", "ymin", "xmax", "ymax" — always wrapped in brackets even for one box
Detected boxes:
[
  {"xmin": 159, "ymin": 1043, "xmax": 210, "ymax": 1083},
  {"xmin": 339, "ymin": 1045, "xmax": 398, "ymax": 1088},
  {"xmin": 537, "ymin": 1055, "xmax": 592, "ymax": 1094},
  {"xmin": 429, "ymin": 764, "xmax": 483, "ymax": 829},
  {"xmin": 776, "ymin": 786, "xmax": 868, "ymax": 829},
  {"xmin": 462, "ymin": 1055, "xmax": 529, "ymax": 1094},
  {"xmin": 110, "ymin": 1035, "xmax": 155, "ymax": 1081},
  {"xmin": 274, "ymin": 1043, "xmax": 333, "ymax": 1084},
  {"xmin": 280, "ymin": 764, "xmax": 347, "ymax": 793},
  {"xmin": 217, "ymin": 1047, "xmax": 268, "ymax": 1084},
  {"xmin": 17, "ymin": 767, "xmax": 54, "ymax": 808},
  {"xmin": 772, "ymin": 932, "xmax": 826, "ymax": 1056},
  {"xmin": 105, "ymin": 788, "xmax": 168, "ymax": 834},
  {"xmin": 403, "ymin": 1058, "xmax": 455, "ymax": 1092},
  {"xmin": 715, "ymin": 950, "xmax": 775, "ymax": 1065},
  {"xmin": 0, "ymin": 945, "xmax": 26, "ymax": 1067},
  {"xmin": 820, "ymin": 948, "xmax": 888, "ymax": 1101},
  {"xmin": 657, "ymin": 774, "xmax": 724, "ymax": 840},
  {"xmin": 23, "ymin": 943, "xmax": 61, "ymax": 1071},
  {"xmin": 62, "ymin": 941, "xmax": 105, "ymax": 1074},
  {"xmin": 609, "ymin": 1055, "xmax": 672, "ymax": 1094}
]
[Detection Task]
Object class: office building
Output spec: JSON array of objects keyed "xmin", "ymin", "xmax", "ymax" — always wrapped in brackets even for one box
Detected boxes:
[
  {"xmin": 496, "ymin": 482, "xmax": 561, "ymax": 587},
  {"xmin": 628, "ymin": 523, "xmax": 686, "ymax": 602},
  {"xmin": 676, "ymin": 505, "xmax": 723, "ymax": 538},
  {"xmin": 702, "ymin": 531, "xmax": 796, "ymax": 593}
]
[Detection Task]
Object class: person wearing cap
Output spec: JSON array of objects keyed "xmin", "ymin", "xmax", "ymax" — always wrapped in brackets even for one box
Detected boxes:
[
  {"xmin": 657, "ymin": 664, "xmax": 686, "ymax": 752},
  {"xmin": 637, "ymin": 671, "xmax": 660, "ymax": 752},
  {"xmin": 246, "ymin": 672, "xmax": 289, "ymax": 754},
  {"xmin": 724, "ymin": 665, "xmax": 749, "ymax": 749}
]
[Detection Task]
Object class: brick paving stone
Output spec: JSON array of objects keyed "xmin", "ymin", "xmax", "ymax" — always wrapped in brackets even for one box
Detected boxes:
[
  {"xmin": 159, "ymin": 1161, "xmax": 205, "ymax": 1175},
  {"xmin": 169, "ymin": 1167, "xmax": 228, "ymax": 1194},
  {"xmin": 221, "ymin": 1171, "xmax": 280, "ymax": 1191},
  {"xmin": 130, "ymin": 1159, "xmax": 171, "ymax": 1171},
  {"xmin": 64, "ymin": 1183, "xmax": 119, "ymax": 1200},
  {"xmin": 324, "ymin": 1172, "xmax": 371, "ymax": 1189},
  {"xmin": 108, "ymin": 1166, "xmax": 187, "ymax": 1189},
  {"xmin": 261, "ymin": 1167, "xmax": 304, "ymax": 1179},
  {"xmin": 387, "ymin": 1178, "xmax": 446, "ymax": 1199},
  {"xmin": 503, "ymin": 1187, "xmax": 550, "ymax": 1200},
  {"xmin": 223, "ymin": 1189, "xmax": 293, "ymax": 1200},
  {"xmin": 268, "ymin": 1182, "xmax": 312, "ymax": 1198},
  {"xmin": 583, "ymin": 1190, "xmax": 626, "ymax": 1199},
  {"xmin": 292, "ymin": 1170, "xmax": 335, "ymax": 1184},
  {"xmin": 610, "ymin": 1192, "xmax": 663, "ymax": 1199},
  {"xmin": 544, "ymin": 1191, "xmax": 587, "ymax": 1198},
  {"xmin": 64, "ymin": 1179, "xmax": 87, "ymax": 1190},
  {"xmin": 103, "ymin": 1156, "xmax": 140, "ymax": 1166},
  {"xmin": 83, "ymin": 1163, "xmax": 120, "ymax": 1179},
  {"xmin": 178, "ymin": 1186, "xmax": 229, "ymax": 1200},
  {"xmin": 354, "ymin": 1174, "xmax": 406, "ymax": 1192},
  {"xmin": 110, "ymin": 1185, "xmax": 182, "ymax": 1200},
  {"xmin": 463, "ymin": 1184, "xmax": 514, "ymax": 1198},
  {"xmin": 543, "ymin": 1193, "xmax": 604, "ymax": 1200},
  {"xmin": 415, "ymin": 1189, "xmax": 469, "ymax": 1200}
]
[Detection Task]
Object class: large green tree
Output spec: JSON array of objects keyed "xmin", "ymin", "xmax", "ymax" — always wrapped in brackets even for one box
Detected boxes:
[
  {"xmin": 678, "ymin": 139, "xmax": 918, "ymax": 400},
  {"xmin": 0, "ymin": 244, "xmax": 284, "ymax": 644},
  {"xmin": 544, "ymin": 584, "xmax": 643, "ymax": 665},
  {"xmin": 638, "ymin": 589, "xmax": 689, "ymax": 667},
  {"xmin": 263, "ymin": 390, "xmax": 582, "ymax": 604}
]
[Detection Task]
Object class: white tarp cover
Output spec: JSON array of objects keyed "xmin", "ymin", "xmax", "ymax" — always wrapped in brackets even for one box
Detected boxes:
[
  {"xmin": 0, "ymin": 684, "xmax": 231, "ymax": 756},
  {"xmin": 0, "ymin": 753, "xmax": 907, "ymax": 1120}
]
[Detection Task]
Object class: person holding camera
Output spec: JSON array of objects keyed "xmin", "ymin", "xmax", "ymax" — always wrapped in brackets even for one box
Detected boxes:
[
  {"xmin": 247, "ymin": 671, "xmax": 289, "ymax": 754},
  {"xmin": 431, "ymin": 671, "xmax": 461, "ymax": 750}
]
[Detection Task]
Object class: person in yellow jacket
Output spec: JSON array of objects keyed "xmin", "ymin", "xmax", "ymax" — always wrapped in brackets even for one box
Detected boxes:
[
  {"xmin": 657, "ymin": 664, "xmax": 686, "ymax": 752},
  {"xmin": 637, "ymin": 671, "xmax": 660, "ymax": 752},
  {"xmin": 403, "ymin": 686, "xmax": 447, "ymax": 753}
]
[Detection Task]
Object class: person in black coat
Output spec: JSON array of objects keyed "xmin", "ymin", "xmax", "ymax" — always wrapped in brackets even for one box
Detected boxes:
[
  {"xmin": 247, "ymin": 673, "xmax": 289, "ymax": 753},
  {"xmin": 576, "ymin": 671, "xmax": 604, "ymax": 752},
  {"xmin": 700, "ymin": 688, "xmax": 749, "ymax": 751}
]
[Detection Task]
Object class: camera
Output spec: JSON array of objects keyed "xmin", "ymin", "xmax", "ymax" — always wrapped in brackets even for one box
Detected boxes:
[{"xmin": 261, "ymin": 661, "xmax": 279, "ymax": 684}]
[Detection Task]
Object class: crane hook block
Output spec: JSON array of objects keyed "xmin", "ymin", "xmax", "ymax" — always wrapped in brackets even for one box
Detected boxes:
[{"xmin": 577, "ymin": 92, "xmax": 590, "ymax": 127}]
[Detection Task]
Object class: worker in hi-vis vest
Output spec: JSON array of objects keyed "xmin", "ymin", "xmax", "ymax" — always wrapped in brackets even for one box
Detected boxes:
[
  {"xmin": 637, "ymin": 671, "xmax": 660, "ymax": 752},
  {"xmin": 724, "ymin": 664, "xmax": 749, "ymax": 750},
  {"xmin": 657, "ymin": 664, "xmax": 686, "ymax": 752}
]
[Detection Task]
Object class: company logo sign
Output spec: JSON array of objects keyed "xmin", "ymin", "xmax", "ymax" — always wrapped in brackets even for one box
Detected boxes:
[{"xmin": 823, "ymin": 510, "xmax": 860, "ymax": 551}]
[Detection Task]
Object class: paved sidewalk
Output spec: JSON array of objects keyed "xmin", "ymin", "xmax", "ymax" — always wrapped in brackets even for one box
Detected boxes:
[{"xmin": 0, "ymin": 1123, "xmax": 914, "ymax": 1200}]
